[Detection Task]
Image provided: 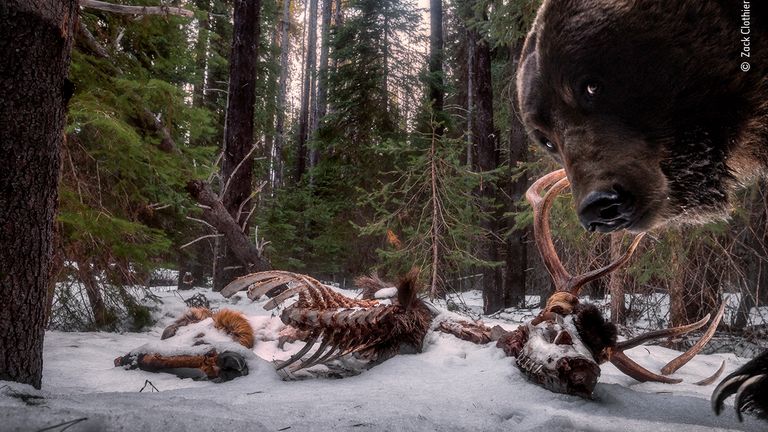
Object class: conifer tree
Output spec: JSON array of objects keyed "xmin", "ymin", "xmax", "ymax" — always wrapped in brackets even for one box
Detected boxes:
[{"xmin": 1, "ymin": 0, "xmax": 78, "ymax": 388}]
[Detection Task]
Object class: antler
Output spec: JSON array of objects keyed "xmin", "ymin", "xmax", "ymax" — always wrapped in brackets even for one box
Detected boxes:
[
  {"xmin": 526, "ymin": 168, "xmax": 645, "ymax": 296},
  {"xmin": 603, "ymin": 303, "xmax": 725, "ymax": 384},
  {"xmin": 526, "ymin": 169, "xmax": 724, "ymax": 384}
]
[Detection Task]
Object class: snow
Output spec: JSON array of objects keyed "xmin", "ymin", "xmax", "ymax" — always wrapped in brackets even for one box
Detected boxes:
[
  {"xmin": 1, "ymin": 286, "xmax": 766, "ymax": 431},
  {"xmin": 374, "ymin": 286, "xmax": 398, "ymax": 299}
]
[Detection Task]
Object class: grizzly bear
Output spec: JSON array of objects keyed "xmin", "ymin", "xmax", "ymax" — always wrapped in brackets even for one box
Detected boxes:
[{"xmin": 517, "ymin": 0, "xmax": 767, "ymax": 421}]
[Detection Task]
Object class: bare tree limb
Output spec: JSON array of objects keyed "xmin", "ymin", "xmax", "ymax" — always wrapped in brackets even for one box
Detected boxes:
[
  {"xmin": 80, "ymin": 0, "xmax": 194, "ymax": 18},
  {"xmin": 186, "ymin": 180, "xmax": 270, "ymax": 272},
  {"xmin": 180, "ymin": 234, "xmax": 222, "ymax": 249},
  {"xmin": 186, "ymin": 216, "xmax": 216, "ymax": 231}
]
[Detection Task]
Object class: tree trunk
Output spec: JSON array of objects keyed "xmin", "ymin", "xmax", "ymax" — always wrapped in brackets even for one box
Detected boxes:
[
  {"xmin": 429, "ymin": 129, "xmax": 441, "ymax": 297},
  {"xmin": 0, "ymin": 0, "xmax": 78, "ymax": 389},
  {"xmin": 470, "ymin": 22, "xmax": 502, "ymax": 314},
  {"xmin": 192, "ymin": 0, "xmax": 212, "ymax": 108},
  {"xmin": 427, "ymin": 0, "xmax": 444, "ymax": 115},
  {"xmin": 504, "ymin": 41, "xmax": 528, "ymax": 308},
  {"xmin": 382, "ymin": 11, "xmax": 390, "ymax": 115},
  {"xmin": 76, "ymin": 259, "xmax": 109, "ymax": 327},
  {"xmin": 668, "ymin": 234, "xmax": 688, "ymax": 328},
  {"xmin": 204, "ymin": 0, "xmax": 232, "ymax": 131},
  {"xmin": 309, "ymin": 0, "xmax": 332, "ymax": 170},
  {"xmin": 273, "ymin": 0, "xmax": 292, "ymax": 189},
  {"xmin": 608, "ymin": 232, "xmax": 627, "ymax": 325},
  {"xmin": 465, "ymin": 28, "xmax": 474, "ymax": 167},
  {"xmin": 213, "ymin": 0, "xmax": 261, "ymax": 291},
  {"xmin": 295, "ymin": 0, "xmax": 318, "ymax": 181}
]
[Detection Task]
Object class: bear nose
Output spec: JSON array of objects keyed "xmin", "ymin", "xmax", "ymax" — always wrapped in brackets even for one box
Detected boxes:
[{"xmin": 577, "ymin": 189, "xmax": 634, "ymax": 233}]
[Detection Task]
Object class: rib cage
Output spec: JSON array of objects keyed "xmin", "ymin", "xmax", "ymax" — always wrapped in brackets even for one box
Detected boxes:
[{"xmin": 223, "ymin": 268, "xmax": 433, "ymax": 373}]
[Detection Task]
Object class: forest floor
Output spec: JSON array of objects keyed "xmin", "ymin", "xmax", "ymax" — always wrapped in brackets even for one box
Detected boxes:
[{"xmin": 0, "ymin": 285, "xmax": 766, "ymax": 432}]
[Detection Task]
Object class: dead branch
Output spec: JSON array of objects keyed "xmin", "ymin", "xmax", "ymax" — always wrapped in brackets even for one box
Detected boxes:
[
  {"xmin": 80, "ymin": 0, "xmax": 194, "ymax": 17},
  {"xmin": 186, "ymin": 180, "xmax": 270, "ymax": 273},
  {"xmin": 179, "ymin": 233, "xmax": 222, "ymax": 249}
]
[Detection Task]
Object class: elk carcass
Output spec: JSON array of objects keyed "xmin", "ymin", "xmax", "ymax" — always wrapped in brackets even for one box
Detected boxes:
[{"xmin": 439, "ymin": 169, "xmax": 725, "ymax": 398}]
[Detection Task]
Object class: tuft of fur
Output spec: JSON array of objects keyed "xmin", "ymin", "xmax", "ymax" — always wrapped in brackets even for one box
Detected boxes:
[
  {"xmin": 212, "ymin": 309, "xmax": 255, "ymax": 349},
  {"xmin": 396, "ymin": 267, "xmax": 420, "ymax": 311},
  {"xmin": 573, "ymin": 303, "xmax": 617, "ymax": 359},
  {"xmin": 161, "ymin": 307, "xmax": 214, "ymax": 340},
  {"xmin": 355, "ymin": 273, "xmax": 389, "ymax": 300},
  {"xmin": 544, "ymin": 291, "xmax": 579, "ymax": 315}
]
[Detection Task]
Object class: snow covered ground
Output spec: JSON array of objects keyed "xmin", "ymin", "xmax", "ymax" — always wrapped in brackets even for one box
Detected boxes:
[{"xmin": 1, "ymin": 285, "xmax": 765, "ymax": 431}]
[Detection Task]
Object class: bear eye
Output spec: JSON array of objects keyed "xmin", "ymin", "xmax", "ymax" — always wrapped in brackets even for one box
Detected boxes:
[
  {"xmin": 585, "ymin": 81, "xmax": 600, "ymax": 97},
  {"xmin": 535, "ymin": 133, "xmax": 557, "ymax": 153}
]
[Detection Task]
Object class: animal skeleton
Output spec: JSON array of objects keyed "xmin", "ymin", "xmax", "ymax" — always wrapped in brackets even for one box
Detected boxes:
[{"xmin": 221, "ymin": 268, "xmax": 433, "ymax": 374}]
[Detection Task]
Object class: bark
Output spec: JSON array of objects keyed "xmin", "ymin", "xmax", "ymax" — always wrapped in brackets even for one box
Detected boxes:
[
  {"xmin": 0, "ymin": 0, "xmax": 78, "ymax": 389},
  {"xmin": 187, "ymin": 181, "xmax": 270, "ymax": 273},
  {"xmin": 76, "ymin": 259, "xmax": 109, "ymax": 327},
  {"xmin": 429, "ymin": 130, "xmax": 441, "ymax": 297},
  {"xmin": 668, "ymin": 234, "xmax": 688, "ymax": 328},
  {"xmin": 608, "ymin": 232, "xmax": 626, "ymax": 324},
  {"xmin": 428, "ymin": 0, "xmax": 444, "ymax": 115},
  {"xmin": 295, "ymin": 0, "xmax": 319, "ymax": 181},
  {"xmin": 470, "ymin": 21, "xmax": 502, "ymax": 314},
  {"xmin": 504, "ymin": 42, "xmax": 528, "ymax": 308},
  {"xmin": 80, "ymin": 0, "xmax": 194, "ymax": 17},
  {"xmin": 192, "ymin": 0, "xmax": 212, "ymax": 108},
  {"xmin": 465, "ymin": 28, "xmax": 474, "ymax": 167},
  {"xmin": 273, "ymin": 0, "xmax": 292, "ymax": 189},
  {"xmin": 309, "ymin": 0, "xmax": 333, "ymax": 169},
  {"xmin": 204, "ymin": 0, "xmax": 231, "ymax": 129},
  {"xmin": 382, "ymin": 11, "xmax": 390, "ymax": 114},
  {"xmin": 334, "ymin": 0, "xmax": 343, "ymax": 27},
  {"xmin": 214, "ymin": 0, "xmax": 261, "ymax": 291}
]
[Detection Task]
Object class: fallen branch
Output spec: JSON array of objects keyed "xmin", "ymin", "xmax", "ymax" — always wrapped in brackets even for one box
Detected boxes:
[
  {"xmin": 186, "ymin": 180, "xmax": 270, "ymax": 273},
  {"xmin": 80, "ymin": 0, "xmax": 194, "ymax": 17},
  {"xmin": 179, "ymin": 234, "xmax": 222, "ymax": 249}
]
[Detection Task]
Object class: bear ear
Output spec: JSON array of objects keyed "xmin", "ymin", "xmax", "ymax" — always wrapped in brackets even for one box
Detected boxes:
[
  {"xmin": 516, "ymin": 25, "xmax": 540, "ymax": 113},
  {"xmin": 521, "ymin": 25, "xmax": 538, "ymax": 62}
]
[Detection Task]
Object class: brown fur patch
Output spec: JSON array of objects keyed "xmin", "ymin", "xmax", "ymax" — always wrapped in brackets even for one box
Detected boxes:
[
  {"xmin": 161, "ymin": 307, "xmax": 214, "ymax": 340},
  {"xmin": 213, "ymin": 309, "xmax": 255, "ymax": 349}
]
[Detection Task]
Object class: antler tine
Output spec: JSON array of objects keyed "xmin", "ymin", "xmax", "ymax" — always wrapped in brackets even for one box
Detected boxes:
[
  {"xmin": 616, "ymin": 313, "xmax": 711, "ymax": 351},
  {"xmin": 660, "ymin": 301, "xmax": 726, "ymax": 375},
  {"xmin": 606, "ymin": 303, "xmax": 725, "ymax": 384},
  {"xmin": 609, "ymin": 350, "xmax": 683, "ymax": 384},
  {"xmin": 525, "ymin": 169, "xmax": 572, "ymax": 290},
  {"xmin": 567, "ymin": 233, "xmax": 645, "ymax": 295}
]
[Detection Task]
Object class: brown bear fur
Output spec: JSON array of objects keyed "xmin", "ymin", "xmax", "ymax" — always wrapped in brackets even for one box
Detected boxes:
[{"xmin": 518, "ymin": 0, "xmax": 767, "ymax": 231}]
